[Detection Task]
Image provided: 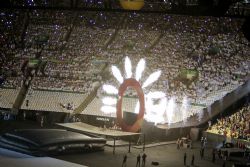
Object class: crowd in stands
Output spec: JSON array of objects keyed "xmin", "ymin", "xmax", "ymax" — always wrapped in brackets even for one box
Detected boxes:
[
  {"xmin": 0, "ymin": 9, "xmax": 249, "ymax": 121},
  {"xmin": 207, "ymin": 103, "xmax": 250, "ymax": 141},
  {"xmin": 0, "ymin": 10, "xmax": 26, "ymax": 88},
  {"xmin": 101, "ymin": 14, "xmax": 249, "ymax": 107}
]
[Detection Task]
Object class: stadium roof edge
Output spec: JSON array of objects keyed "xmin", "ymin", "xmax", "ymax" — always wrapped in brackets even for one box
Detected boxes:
[{"xmin": 0, "ymin": 5, "xmax": 247, "ymax": 18}]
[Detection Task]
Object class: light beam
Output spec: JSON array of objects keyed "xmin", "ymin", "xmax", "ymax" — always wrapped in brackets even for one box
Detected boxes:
[
  {"xmin": 167, "ymin": 97, "xmax": 176, "ymax": 125},
  {"xmin": 101, "ymin": 106, "xmax": 116, "ymax": 114},
  {"xmin": 125, "ymin": 56, "xmax": 132, "ymax": 78},
  {"xmin": 135, "ymin": 58, "xmax": 145, "ymax": 81},
  {"xmin": 142, "ymin": 70, "xmax": 161, "ymax": 88},
  {"xmin": 102, "ymin": 84, "xmax": 118, "ymax": 95},
  {"xmin": 102, "ymin": 97, "xmax": 117, "ymax": 105},
  {"xmin": 111, "ymin": 66, "xmax": 124, "ymax": 84}
]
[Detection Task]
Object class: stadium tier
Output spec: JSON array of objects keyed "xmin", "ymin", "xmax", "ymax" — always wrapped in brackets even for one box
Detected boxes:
[
  {"xmin": 21, "ymin": 90, "xmax": 87, "ymax": 112},
  {"xmin": 0, "ymin": 88, "xmax": 20, "ymax": 109},
  {"xmin": 0, "ymin": 9, "xmax": 249, "ymax": 124},
  {"xmin": 82, "ymin": 96, "xmax": 138, "ymax": 117}
]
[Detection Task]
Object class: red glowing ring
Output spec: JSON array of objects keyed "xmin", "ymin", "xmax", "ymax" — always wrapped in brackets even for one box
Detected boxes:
[{"xmin": 116, "ymin": 78, "xmax": 145, "ymax": 132}]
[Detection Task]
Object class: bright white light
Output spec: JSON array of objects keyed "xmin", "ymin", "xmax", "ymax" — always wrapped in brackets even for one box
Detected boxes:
[
  {"xmin": 181, "ymin": 96, "xmax": 189, "ymax": 123},
  {"xmin": 144, "ymin": 112, "xmax": 165, "ymax": 125},
  {"xmin": 101, "ymin": 106, "xmax": 116, "ymax": 114},
  {"xmin": 157, "ymin": 97, "xmax": 167, "ymax": 116},
  {"xmin": 125, "ymin": 56, "xmax": 132, "ymax": 78},
  {"xmin": 134, "ymin": 100, "xmax": 140, "ymax": 114},
  {"xmin": 135, "ymin": 59, "xmax": 145, "ymax": 81},
  {"xmin": 102, "ymin": 97, "xmax": 117, "ymax": 105},
  {"xmin": 111, "ymin": 66, "xmax": 124, "ymax": 84},
  {"xmin": 144, "ymin": 95, "xmax": 167, "ymax": 125},
  {"xmin": 198, "ymin": 110, "xmax": 204, "ymax": 122},
  {"xmin": 166, "ymin": 98, "xmax": 176, "ymax": 125},
  {"xmin": 102, "ymin": 84, "xmax": 118, "ymax": 95},
  {"xmin": 102, "ymin": 57, "xmax": 185, "ymax": 125},
  {"xmin": 147, "ymin": 91, "xmax": 166, "ymax": 99},
  {"xmin": 142, "ymin": 70, "xmax": 161, "ymax": 88}
]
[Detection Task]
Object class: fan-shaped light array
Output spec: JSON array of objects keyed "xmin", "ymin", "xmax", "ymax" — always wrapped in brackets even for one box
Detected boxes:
[
  {"xmin": 102, "ymin": 56, "xmax": 193, "ymax": 125},
  {"xmin": 102, "ymin": 56, "xmax": 166, "ymax": 124}
]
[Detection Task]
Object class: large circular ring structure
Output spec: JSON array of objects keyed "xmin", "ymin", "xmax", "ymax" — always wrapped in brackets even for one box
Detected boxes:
[{"xmin": 116, "ymin": 78, "xmax": 145, "ymax": 132}]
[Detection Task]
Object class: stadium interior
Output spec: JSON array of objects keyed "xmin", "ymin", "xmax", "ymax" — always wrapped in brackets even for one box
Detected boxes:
[{"xmin": 0, "ymin": 0, "xmax": 250, "ymax": 167}]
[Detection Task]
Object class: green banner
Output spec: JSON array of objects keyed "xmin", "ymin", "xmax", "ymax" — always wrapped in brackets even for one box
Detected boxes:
[{"xmin": 179, "ymin": 69, "xmax": 199, "ymax": 81}]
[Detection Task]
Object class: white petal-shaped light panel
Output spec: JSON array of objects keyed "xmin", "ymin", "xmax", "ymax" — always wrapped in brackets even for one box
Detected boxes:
[
  {"xmin": 102, "ymin": 84, "xmax": 118, "ymax": 95},
  {"xmin": 102, "ymin": 97, "xmax": 117, "ymax": 105},
  {"xmin": 101, "ymin": 106, "xmax": 116, "ymax": 114},
  {"xmin": 142, "ymin": 70, "xmax": 161, "ymax": 88},
  {"xmin": 135, "ymin": 59, "xmax": 145, "ymax": 81},
  {"xmin": 125, "ymin": 56, "xmax": 132, "ymax": 78},
  {"xmin": 111, "ymin": 66, "xmax": 124, "ymax": 84}
]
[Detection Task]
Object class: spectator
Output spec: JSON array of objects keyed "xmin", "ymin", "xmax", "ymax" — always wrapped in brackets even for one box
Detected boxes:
[
  {"xmin": 122, "ymin": 154, "xmax": 127, "ymax": 167},
  {"xmin": 136, "ymin": 154, "xmax": 141, "ymax": 167},
  {"xmin": 142, "ymin": 153, "xmax": 147, "ymax": 167},
  {"xmin": 184, "ymin": 152, "xmax": 187, "ymax": 166}
]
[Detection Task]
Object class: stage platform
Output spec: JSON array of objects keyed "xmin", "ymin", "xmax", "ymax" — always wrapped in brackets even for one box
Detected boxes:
[
  {"xmin": 133, "ymin": 141, "xmax": 176, "ymax": 149},
  {"xmin": 106, "ymin": 140, "xmax": 130, "ymax": 147},
  {"xmin": 106, "ymin": 140, "xmax": 176, "ymax": 149},
  {"xmin": 57, "ymin": 122, "xmax": 140, "ymax": 138},
  {"xmin": 57, "ymin": 122, "xmax": 141, "ymax": 154}
]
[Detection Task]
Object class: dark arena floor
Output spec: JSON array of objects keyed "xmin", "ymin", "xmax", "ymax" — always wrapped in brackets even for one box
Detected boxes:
[
  {"xmin": 54, "ymin": 142, "xmax": 234, "ymax": 167},
  {"xmin": 1, "ymin": 120, "xmax": 248, "ymax": 167}
]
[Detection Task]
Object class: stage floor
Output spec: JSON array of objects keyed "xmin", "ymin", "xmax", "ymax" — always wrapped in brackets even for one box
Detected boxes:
[{"xmin": 57, "ymin": 122, "xmax": 140, "ymax": 137}]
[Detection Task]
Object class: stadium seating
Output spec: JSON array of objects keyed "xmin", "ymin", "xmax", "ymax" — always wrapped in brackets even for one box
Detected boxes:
[
  {"xmin": 0, "ymin": 9, "xmax": 249, "ymax": 124},
  {"xmin": 21, "ymin": 89, "xmax": 87, "ymax": 112},
  {"xmin": 0, "ymin": 88, "xmax": 19, "ymax": 109}
]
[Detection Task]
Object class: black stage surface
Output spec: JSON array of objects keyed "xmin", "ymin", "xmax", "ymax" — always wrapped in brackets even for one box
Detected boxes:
[
  {"xmin": 57, "ymin": 122, "xmax": 140, "ymax": 137},
  {"xmin": 0, "ymin": 129, "xmax": 106, "ymax": 156}
]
